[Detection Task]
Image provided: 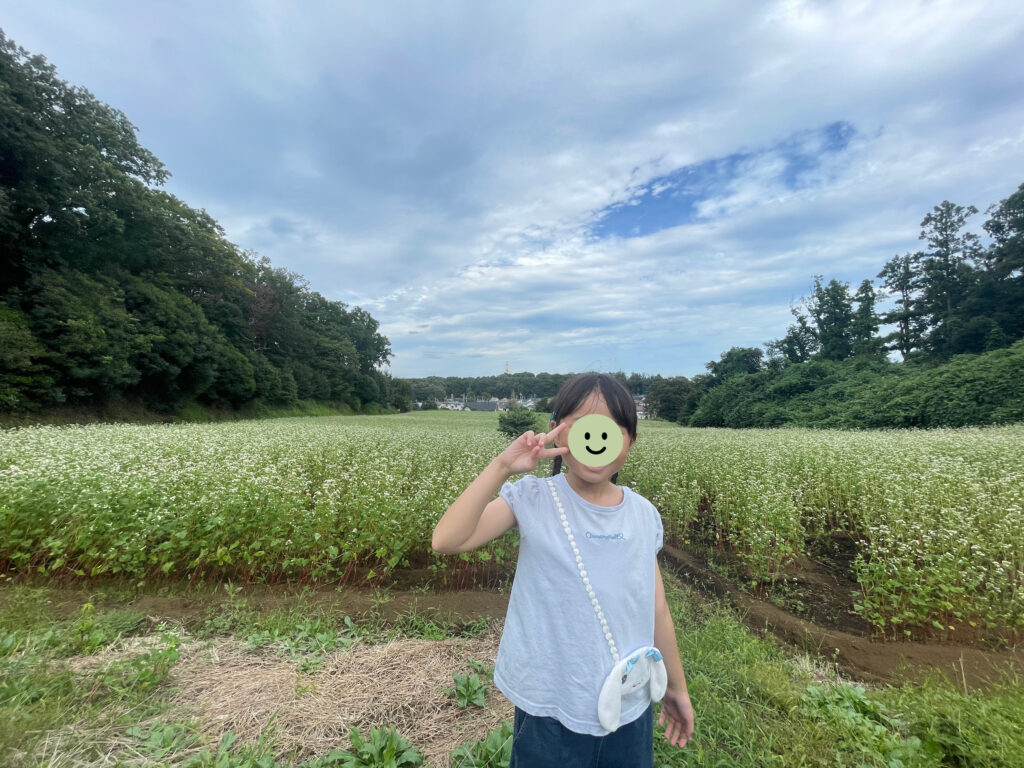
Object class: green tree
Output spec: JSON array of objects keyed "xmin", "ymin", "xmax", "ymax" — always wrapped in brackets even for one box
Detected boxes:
[
  {"xmin": 251, "ymin": 354, "xmax": 287, "ymax": 404},
  {"xmin": 808, "ymin": 276, "xmax": 855, "ymax": 361},
  {"xmin": 706, "ymin": 346, "xmax": 763, "ymax": 382},
  {"xmin": 0, "ymin": 30, "xmax": 168, "ymax": 291},
  {"xmin": 387, "ymin": 376, "xmax": 412, "ymax": 412},
  {"xmin": 0, "ymin": 300, "xmax": 57, "ymax": 410},
  {"xmin": 877, "ymin": 252, "xmax": 928, "ymax": 360},
  {"xmin": 498, "ymin": 405, "xmax": 541, "ymax": 439},
  {"xmin": 916, "ymin": 201, "xmax": 983, "ymax": 357},
  {"xmin": 22, "ymin": 269, "xmax": 148, "ymax": 403},
  {"xmin": 646, "ymin": 376, "xmax": 695, "ymax": 422},
  {"xmin": 981, "ymin": 183, "xmax": 1024, "ymax": 343},
  {"xmin": 119, "ymin": 271, "xmax": 218, "ymax": 405},
  {"xmin": 204, "ymin": 343, "xmax": 256, "ymax": 407},
  {"xmin": 984, "ymin": 183, "xmax": 1024, "ymax": 279},
  {"xmin": 766, "ymin": 307, "xmax": 819, "ymax": 365},
  {"xmin": 850, "ymin": 279, "xmax": 886, "ymax": 360}
]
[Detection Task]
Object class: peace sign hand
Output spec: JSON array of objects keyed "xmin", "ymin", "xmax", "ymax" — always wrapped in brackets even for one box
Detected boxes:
[{"xmin": 498, "ymin": 422, "xmax": 570, "ymax": 476}]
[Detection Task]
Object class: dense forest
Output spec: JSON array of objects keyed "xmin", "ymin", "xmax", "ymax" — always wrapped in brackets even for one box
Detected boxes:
[
  {"xmin": 405, "ymin": 181, "xmax": 1024, "ymax": 429},
  {"xmin": 0, "ymin": 31, "xmax": 404, "ymax": 419}
]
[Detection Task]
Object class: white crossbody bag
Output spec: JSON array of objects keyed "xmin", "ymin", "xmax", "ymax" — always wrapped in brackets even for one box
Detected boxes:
[{"xmin": 545, "ymin": 478, "xmax": 668, "ymax": 733}]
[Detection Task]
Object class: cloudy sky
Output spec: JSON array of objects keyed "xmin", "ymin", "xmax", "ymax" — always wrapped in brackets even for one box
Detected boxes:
[{"xmin": 4, "ymin": 1, "xmax": 1023, "ymax": 379}]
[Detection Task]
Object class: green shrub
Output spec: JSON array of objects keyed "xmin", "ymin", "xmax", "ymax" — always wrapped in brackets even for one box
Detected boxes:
[{"xmin": 497, "ymin": 407, "xmax": 542, "ymax": 439}]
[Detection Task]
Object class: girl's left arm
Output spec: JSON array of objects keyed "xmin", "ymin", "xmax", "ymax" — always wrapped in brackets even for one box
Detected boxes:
[
  {"xmin": 654, "ymin": 559, "xmax": 695, "ymax": 748},
  {"xmin": 653, "ymin": 559, "xmax": 688, "ymax": 693}
]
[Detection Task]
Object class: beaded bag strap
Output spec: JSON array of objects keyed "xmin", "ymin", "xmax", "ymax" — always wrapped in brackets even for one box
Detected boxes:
[{"xmin": 544, "ymin": 477, "xmax": 620, "ymax": 664}]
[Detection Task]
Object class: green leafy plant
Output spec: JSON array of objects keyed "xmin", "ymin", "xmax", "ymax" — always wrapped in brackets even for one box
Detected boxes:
[
  {"xmin": 182, "ymin": 731, "xmax": 239, "ymax": 768},
  {"xmin": 64, "ymin": 603, "xmax": 112, "ymax": 655},
  {"xmin": 335, "ymin": 725, "xmax": 422, "ymax": 768},
  {"xmin": 449, "ymin": 721, "xmax": 513, "ymax": 768},
  {"xmin": 245, "ymin": 616, "xmax": 358, "ymax": 674},
  {"xmin": 444, "ymin": 672, "xmax": 488, "ymax": 708},
  {"xmin": 180, "ymin": 721, "xmax": 288, "ymax": 768},
  {"xmin": 800, "ymin": 683, "xmax": 922, "ymax": 766},
  {"xmin": 126, "ymin": 720, "xmax": 200, "ymax": 760},
  {"xmin": 199, "ymin": 596, "xmax": 259, "ymax": 639}
]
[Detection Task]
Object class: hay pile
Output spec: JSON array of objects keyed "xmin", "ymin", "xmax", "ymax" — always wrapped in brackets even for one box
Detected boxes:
[{"xmin": 139, "ymin": 619, "xmax": 513, "ymax": 767}]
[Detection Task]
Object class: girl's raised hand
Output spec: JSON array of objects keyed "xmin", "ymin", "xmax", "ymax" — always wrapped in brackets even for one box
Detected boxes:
[{"xmin": 498, "ymin": 422, "xmax": 570, "ymax": 476}]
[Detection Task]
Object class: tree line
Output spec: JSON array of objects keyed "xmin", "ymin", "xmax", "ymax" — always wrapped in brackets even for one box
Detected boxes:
[{"xmin": 0, "ymin": 31, "xmax": 402, "ymax": 417}]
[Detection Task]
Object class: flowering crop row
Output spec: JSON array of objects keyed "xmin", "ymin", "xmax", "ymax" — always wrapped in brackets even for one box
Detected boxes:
[
  {"xmin": 2, "ymin": 413, "xmax": 1021, "ymax": 639},
  {"xmin": 620, "ymin": 421, "xmax": 1024, "ymax": 640},
  {"xmin": 0, "ymin": 412, "xmax": 511, "ymax": 587}
]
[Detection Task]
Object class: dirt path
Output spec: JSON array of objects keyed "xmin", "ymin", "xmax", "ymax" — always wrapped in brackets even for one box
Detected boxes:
[
  {"xmin": 126, "ymin": 584, "xmax": 510, "ymax": 627},
  {"xmin": 659, "ymin": 543, "xmax": 1024, "ymax": 690}
]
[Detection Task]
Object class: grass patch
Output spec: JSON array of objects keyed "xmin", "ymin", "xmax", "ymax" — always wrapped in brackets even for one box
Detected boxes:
[
  {"xmin": 187, "ymin": 587, "xmax": 493, "ymax": 649},
  {"xmin": 3, "ymin": 577, "xmax": 1024, "ymax": 767},
  {"xmin": 656, "ymin": 567, "xmax": 1024, "ymax": 767}
]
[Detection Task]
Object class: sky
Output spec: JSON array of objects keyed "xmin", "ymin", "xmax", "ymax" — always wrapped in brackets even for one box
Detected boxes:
[{"xmin": 3, "ymin": 1, "xmax": 1023, "ymax": 380}]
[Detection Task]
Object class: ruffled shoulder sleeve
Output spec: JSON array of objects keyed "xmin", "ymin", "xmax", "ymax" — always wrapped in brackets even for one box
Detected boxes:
[{"xmin": 499, "ymin": 473, "xmax": 544, "ymax": 528}]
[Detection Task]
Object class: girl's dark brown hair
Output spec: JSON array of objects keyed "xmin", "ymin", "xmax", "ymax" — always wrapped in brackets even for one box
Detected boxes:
[{"xmin": 549, "ymin": 372, "xmax": 638, "ymax": 484}]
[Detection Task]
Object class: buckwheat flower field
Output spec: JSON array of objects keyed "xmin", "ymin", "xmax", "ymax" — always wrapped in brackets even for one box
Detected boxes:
[
  {"xmin": 2, "ymin": 412, "xmax": 1022, "ymax": 641},
  {"xmin": 0, "ymin": 413, "xmax": 511, "ymax": 588},
  {"xmin": 621, "ymin": 420, "xmax": 1024, "ymax": 640}
]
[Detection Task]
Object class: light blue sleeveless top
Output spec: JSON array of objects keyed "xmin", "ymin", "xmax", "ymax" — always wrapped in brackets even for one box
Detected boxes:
[{"xmin": 493, "ymin": 472, "xmax": 664, "ymax": 735}]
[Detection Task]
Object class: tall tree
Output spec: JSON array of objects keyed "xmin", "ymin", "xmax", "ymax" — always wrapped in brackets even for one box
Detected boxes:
[
  {"xmin": 850, "ymin": 279, "xmax": 886, "ymax": 360},
  {"xmin": 0, "ymin": 30, "xmax": 168, "ymax": 291},
  {"xmin": 984, "ymin": 183, "xmax": 1024, "ymax": 280},
  {"xmin": 877, "ymin": 253, "xmax": 927, "ymax": 360},
  {"xmin": 808, "ymin": 276, "xmax": 854, "ymax": 361},
  {"xmin": 917, "ymin": 201, "xmax": 983, "ymax": 357},
  {"xmin": 978, "ymin": 183, "xmax": 1024, "ymax": 345}
]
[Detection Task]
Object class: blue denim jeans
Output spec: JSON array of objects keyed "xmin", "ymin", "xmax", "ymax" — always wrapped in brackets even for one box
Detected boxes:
[{"xmin": 508, "ymin": 704, "xmax": 654, "ymax": 768}]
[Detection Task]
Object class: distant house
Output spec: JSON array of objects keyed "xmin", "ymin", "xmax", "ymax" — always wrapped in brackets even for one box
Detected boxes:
[
  {"xmin": 465, "ymin": 401, "xmax": 498, "ymax": 412},
  {"xmin": 634, "ymin": 395, "xmax": 650, "ymax": 420},
  {"xmin": 438, "ymin": 401, "xmax": 467, "ymax": 411}
]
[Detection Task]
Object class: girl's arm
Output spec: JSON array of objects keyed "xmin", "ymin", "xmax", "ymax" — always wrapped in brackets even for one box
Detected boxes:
[
  {"xmin": 655, "ymin": 559, "xmax": 695, "ymax": 748},
  {"xmin": 431, "ymin": 457, "xmax": 512, "ymax": 553},
  {"xmin": 432, "ymin": 424, "xmax": 568, "ymax": 554},
  {"xmin": 654, "ymin": 560, "xmax": 689, "ymax": 694}
]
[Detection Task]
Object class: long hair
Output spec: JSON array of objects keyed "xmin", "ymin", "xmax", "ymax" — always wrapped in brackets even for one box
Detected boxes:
[{"xmin": 548, "ymin": 372, "xmax": 638, "ymax": 485}]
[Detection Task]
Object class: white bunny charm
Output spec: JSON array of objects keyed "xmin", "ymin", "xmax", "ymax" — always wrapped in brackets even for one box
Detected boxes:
[
  {"xmin": 598, "ymin": 646, "xmax": 667, "ymax": 731},
  {"xmin": 544, "ymin": 478, "xmax": 668, "ymax": 733}
]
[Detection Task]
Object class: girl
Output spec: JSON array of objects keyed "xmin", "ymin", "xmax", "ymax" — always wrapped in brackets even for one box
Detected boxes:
[{"xmin": 432, "ymin": 373, "xmax": 694, "ymax": 767}]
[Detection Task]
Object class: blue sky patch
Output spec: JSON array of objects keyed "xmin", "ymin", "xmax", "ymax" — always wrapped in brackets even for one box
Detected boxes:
[{"xmin": 589, "ymin": 121, "xmax": 856, "ymax": 240}]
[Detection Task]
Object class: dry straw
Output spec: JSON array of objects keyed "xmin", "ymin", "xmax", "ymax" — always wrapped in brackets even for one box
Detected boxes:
[{"xmin": 59, "ymin": 621, "xmax": 513, "ymax": 768}]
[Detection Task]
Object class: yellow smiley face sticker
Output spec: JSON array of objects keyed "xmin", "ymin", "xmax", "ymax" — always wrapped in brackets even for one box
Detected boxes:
[{"xmin": 567, "ymin": 414, "xmax": 624, "ymax": 468}]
